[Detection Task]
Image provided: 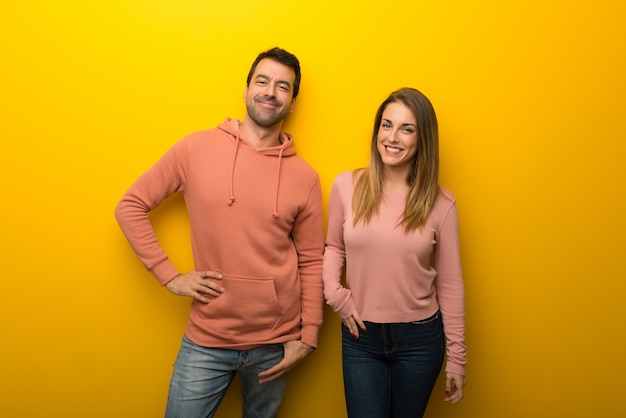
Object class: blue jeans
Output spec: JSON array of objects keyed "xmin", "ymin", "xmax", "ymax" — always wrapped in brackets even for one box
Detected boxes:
[
  {"xmin": 342, "ymin": 311, "xmax": 445, "ymax": 418},
  {"xmin": 165, "ymin": 335, "xmax": 287, "ymax": 418}
]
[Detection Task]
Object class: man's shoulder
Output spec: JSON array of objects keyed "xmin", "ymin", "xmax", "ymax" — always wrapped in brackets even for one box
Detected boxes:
[
  {"xmin": 286, "ymin": 155, "xmax": 321, "ymax": 179},
  {"xmin": 183, "ymin": 127, "xmax": 222, "ymax": 141},
  {"xmin": 174, "ymin": 127, "xmax": 229, "ymax": 150}
]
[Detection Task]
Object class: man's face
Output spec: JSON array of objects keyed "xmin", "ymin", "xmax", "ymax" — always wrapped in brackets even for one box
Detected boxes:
[{"xmin": 244, "ymin": 58, "xmax": 296, "ymax": 128}]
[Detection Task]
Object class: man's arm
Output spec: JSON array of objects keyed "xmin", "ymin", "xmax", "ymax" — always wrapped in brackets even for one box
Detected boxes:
[
  {"xmin": 289, "ymin": 176, "xmax": 325, "ymax": 347},
  {"xmin": 114, "ymin": 139, "xmax": 187, "ymax": 284}
]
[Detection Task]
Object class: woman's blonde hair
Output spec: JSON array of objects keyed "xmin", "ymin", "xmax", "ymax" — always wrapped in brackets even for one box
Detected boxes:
[{"xmin": 352, "ymin": 87, "xmax": 440, "ymax": 232}]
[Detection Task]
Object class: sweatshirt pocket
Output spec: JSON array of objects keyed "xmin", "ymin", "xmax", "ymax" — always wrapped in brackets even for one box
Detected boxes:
[{"xmin": 202, "ymin": 274, "xmax": 283, "ymax": 340}]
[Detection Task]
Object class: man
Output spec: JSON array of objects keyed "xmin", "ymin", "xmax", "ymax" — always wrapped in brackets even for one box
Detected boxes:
[{"xmin": 115, "ymin": 47, "xmax": 324, "ymax": 418}]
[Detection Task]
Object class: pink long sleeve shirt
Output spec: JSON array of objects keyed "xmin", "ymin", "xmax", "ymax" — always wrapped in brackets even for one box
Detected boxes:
[{"xmin": 323, "ymin": 171, "xmax": 467, "ymax": 375}]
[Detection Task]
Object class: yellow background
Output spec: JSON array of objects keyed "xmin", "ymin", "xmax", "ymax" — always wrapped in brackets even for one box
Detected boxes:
[{"xmin": 2, "ymin": 1, "xmax": 625, "ymax": 417}]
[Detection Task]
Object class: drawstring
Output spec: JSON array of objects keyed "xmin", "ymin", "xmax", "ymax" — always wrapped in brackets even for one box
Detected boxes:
[
  {"xmin": 226, "ymin": 124, "xmax": 284, "ymax": 218},
  {"xmin": 272, "ymin": 148, "xmax": 284, "ymax": 218},
  {"xmin": 227, "ymin": 131, "xmax": 241, "ymax": 205}
]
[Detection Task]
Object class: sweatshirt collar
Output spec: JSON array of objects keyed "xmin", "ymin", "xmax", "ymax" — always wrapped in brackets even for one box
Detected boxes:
[{"xmin": 218, "ymin": 118, "xmax": 295, "ymax": 218}]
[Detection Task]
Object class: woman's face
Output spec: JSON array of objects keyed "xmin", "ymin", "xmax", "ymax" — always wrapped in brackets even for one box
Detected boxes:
[{"xmin": 376, "ymin": 101, "xmax": 418, "ymax": 172}]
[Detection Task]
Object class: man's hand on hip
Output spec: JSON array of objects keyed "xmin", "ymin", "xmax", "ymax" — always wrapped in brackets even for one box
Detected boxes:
[{"xmin": 164, "ymin": 270, "xmax": 224, "ymax": 303}]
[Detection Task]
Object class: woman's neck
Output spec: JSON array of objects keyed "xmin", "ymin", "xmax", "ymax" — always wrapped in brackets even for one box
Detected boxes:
[{"xmin": 383, "ymin": 168, "xmax": 409, "ymax": 193}]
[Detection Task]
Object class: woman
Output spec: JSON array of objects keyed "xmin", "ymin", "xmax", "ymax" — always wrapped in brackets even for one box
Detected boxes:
[{"xmin": 323, "ymin": 88, "xmax": 466, "ymax": 417}]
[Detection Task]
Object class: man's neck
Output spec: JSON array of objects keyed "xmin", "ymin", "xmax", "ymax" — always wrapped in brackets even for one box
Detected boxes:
[{"xmin": 240, "ymin": 117, "xmax": 283, "ymax": 149}]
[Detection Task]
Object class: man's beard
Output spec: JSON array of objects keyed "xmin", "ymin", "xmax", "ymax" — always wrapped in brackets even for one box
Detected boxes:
[{"xmin": 246, "ymin": 95, "xmax": 291, "ymax": 128}]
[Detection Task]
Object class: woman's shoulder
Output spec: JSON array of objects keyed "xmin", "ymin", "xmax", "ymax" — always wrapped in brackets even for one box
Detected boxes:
[
  {"xmin": 437, "ymin": 185, "xmax": 456, "ymax": 203},
  {"xmin": 433, "ymin": 186, "xmax": 457, "ymax": 214},
  {"xmin": 333, "ymin": 169, "xmax": 365, "ymax": 187}
]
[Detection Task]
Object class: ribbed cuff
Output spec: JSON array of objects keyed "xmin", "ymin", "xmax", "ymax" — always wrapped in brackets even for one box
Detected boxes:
[
  {"xmin": 300, "ymin": 324, "xmax": 320, "ymax": 349},
  {"xmin": 445, "ymin": 361, "xmax": 466, "ymax": 376},
  {"xmin": 149, "ymin": 259, "xmax": 179, "ymax": 285}
]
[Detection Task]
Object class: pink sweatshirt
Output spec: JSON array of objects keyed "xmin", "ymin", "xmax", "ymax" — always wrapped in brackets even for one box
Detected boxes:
[
  {"xmin": 323, "ymin": 171, "xmax": 466, "ymax": 375},
  {"xmin": 115, "ymin": 119, "xmax": 325, "ymax": 349}
]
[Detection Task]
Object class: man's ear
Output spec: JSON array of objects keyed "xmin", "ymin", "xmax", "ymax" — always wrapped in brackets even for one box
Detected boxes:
[{"xmin": 289, "ymin": 98, "xmax": 296, "ymax": 113}]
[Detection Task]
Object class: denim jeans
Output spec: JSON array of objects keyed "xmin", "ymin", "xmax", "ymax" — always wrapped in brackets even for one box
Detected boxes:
[
  {"xmin": 164, "ymin": 335, "xmax": 287, "ymax": 418},
  {"xmin": 342, "ymin": 311, "xmax": 445, "ymax": 418}
]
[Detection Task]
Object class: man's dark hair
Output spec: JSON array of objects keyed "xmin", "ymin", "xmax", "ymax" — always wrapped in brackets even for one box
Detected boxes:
[{"xmin": 246, "ymin": 47, "xmax": 301, "ymax": 99}]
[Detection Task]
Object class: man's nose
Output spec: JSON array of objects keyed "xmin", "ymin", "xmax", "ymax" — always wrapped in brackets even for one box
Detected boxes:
[{"xmin": 262, "ymin": 83, "xmax": 277, "ymax": 97}]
